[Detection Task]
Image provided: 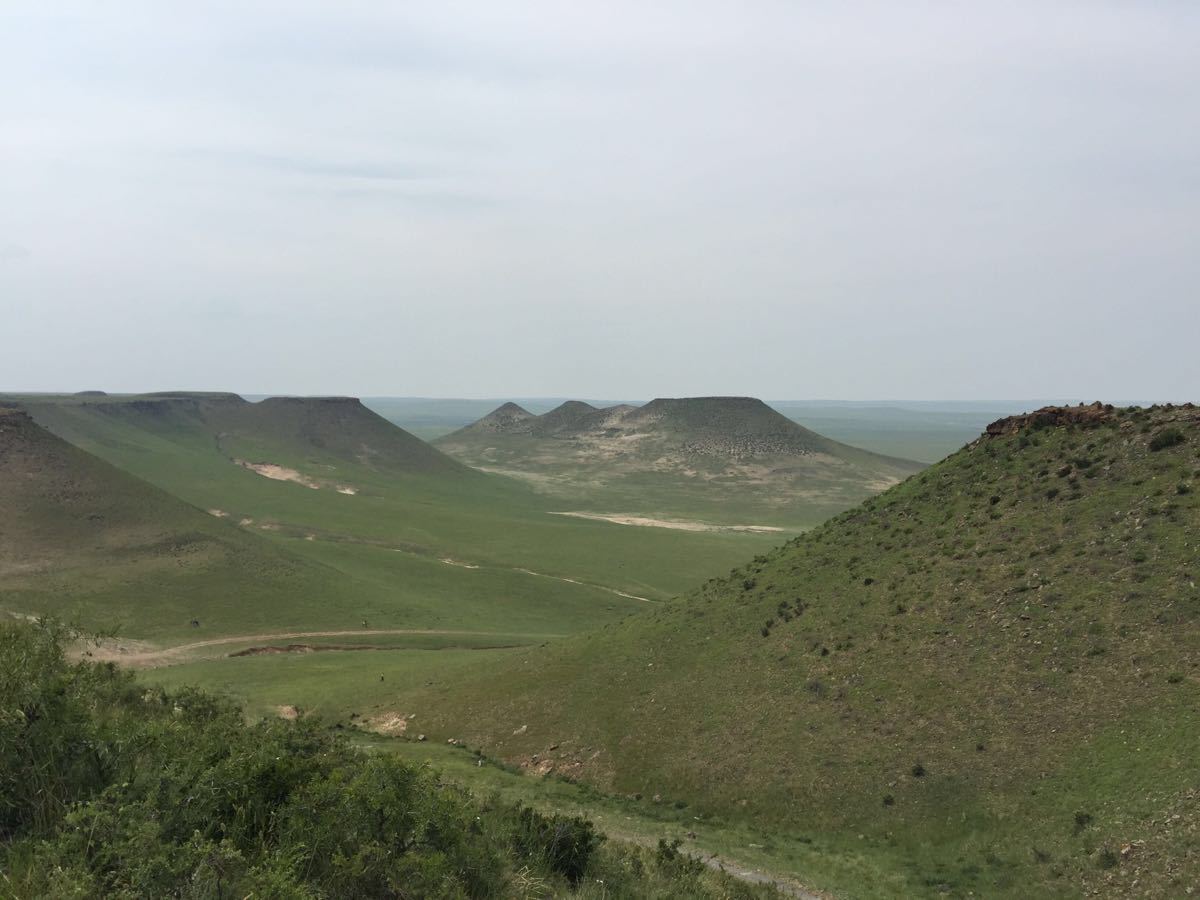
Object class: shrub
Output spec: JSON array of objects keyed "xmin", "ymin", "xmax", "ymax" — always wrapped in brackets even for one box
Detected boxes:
[
  {"xmin": 1149, "ymin": 428, "xmax": 1185, "ymax": 451},
  {"xmin": 654, "ymin": 838, "xmax": 705, "ymax": 879},
  {"xmin": 513, "ymin": 806, "xmax": 602, "ymax": 885},
  {"xmin": 0, "ymin": 621, "xmax": 620, "ymax": 898}
]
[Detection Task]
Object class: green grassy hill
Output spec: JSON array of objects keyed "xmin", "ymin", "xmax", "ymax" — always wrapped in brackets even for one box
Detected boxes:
[
  {"xmin": 387, "ymin": 403, "xmax": 1200, "ymax": 897},
  {"xmin": 17, "ymin": 392, "xmax": 463, "ymax": 478},
  {"xmin": 0, "ymin": 406, "xmax": 422, "ymax": 641},
  {"xmin": 3, "ymin": 395, "xmax": 782, "ymax": 648},
  {"xmin": 437, "ymin": 396, "xmax": 924, "ymax": 528}
]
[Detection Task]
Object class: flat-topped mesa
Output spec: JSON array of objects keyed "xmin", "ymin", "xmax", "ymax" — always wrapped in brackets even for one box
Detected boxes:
[
  {"xmin": 19, "ymin": 392, "xmax": 465, "ymax": 477},
  {"xmin": 223, "ymin": 395, "xmax": 464, "ymax": 474},
  {"xmin": 256, "ymin": 395, "xmax": 360, "ymax": 406},
  {"xmin": 143, "ymin": 391, "xmax": 246, "ymax": 402},
  {"xmin": 626, "ymin": 396, "xmax": 834, "ymax": 458}
]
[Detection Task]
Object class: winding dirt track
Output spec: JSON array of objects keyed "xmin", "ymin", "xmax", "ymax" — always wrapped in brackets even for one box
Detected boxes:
[{"xmin": 87, "ymin": 628, "xmax": 549, "ymax": 669}]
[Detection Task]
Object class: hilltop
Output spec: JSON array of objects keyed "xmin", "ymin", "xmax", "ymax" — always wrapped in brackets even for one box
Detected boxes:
[
  {"xmin": 436, "ymin": 396, "xmax": 924, "ymax": 528},
  {"xmin": 390, "ymin": 403, "xmax": 1200, "ymax": 897}
]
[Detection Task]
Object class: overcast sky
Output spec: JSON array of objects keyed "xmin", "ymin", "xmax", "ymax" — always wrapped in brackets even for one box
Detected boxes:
[{"xmin": 2, "ymin": 2, "xmax": 1197, "ymax": 400}]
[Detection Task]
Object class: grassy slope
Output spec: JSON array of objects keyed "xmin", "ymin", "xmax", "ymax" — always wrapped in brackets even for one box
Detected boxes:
[
  {"xmin": 436, "ymin": 397, "xmax": 924, "ymax": 529},
  {"xmin": 6, "ymin": 395, "xmax": 779, "ymax": 638},
  {"xmin": 383, "ymin": 405, "xmax": 1200, "ymax": 898},
  {"xmin": 0, "ymin": 407, "xmax": 430, "ymax": 640}
]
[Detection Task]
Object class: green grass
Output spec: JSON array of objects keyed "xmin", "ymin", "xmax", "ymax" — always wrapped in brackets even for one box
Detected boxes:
[
  {"xmin": 373, "ymin": 404, "xmax": 1200, "ymax": 897},
  {"xmin": 13, "ymin": 394, "xmax": 780, "ymax": 601},
  {"xmin": 4, "ymin": 619, "xmax": 785, "ymax": 899},
  {"xmin": 141, "ymin": 650, "xmax": 910, "ymax": 897},
  {"xmin": 144, "ymin": 646, "xmax": 522, "ymax": 719}
]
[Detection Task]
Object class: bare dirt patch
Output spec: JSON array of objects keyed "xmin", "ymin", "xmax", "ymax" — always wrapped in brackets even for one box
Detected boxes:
[
  {"xmin": 235, "ymin": 460, "xmax": 321, "ymax": 489},
  {"xmin": 78, "ymin": 628, "xmax": 519, "ymax": 669},
  {"xmin": 550, "ymin": 511, "xmax": 784, "ymax": 534},
  {"xmin": 440, "ymin": 558, "xmax": 481, "ymax": 569},
  {"xmin": 230, "ymin": 642, "xmax": 389, "ymax": 657},
  {"xmin": 366, "ymin": 712, "xmax": 412, "ymax": 736}
]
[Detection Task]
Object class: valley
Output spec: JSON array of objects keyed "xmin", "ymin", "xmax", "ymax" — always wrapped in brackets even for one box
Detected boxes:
[{"xmin": 3, "ymin": 395, "xmax": 1195, "ymax": 898}]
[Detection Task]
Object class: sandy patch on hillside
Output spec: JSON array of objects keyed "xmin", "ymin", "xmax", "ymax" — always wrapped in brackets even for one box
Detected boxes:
[
  {"xmin": 207, "ymin": 509, "xmax": 228, "ymax": 518},
  {"xmin": 440, "ymin": 558, "xmax": 480, "ymax": 569},
  {"xmin": 366, "ymin": 713, "xmax": 411, "ymax": 736},
  {"xmin": 336, "ymin": 485, "xmax": 358, "ymax": 495},
  {"xmin": 550, "ymin": 512, "xmax": 784, "ymax": 534},
  {"xmin": 235, "ymin": 460, "xmax": 321, "ymax": 490}
]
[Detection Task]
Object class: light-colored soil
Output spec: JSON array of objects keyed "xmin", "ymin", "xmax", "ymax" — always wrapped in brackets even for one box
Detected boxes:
[
  {"xmin": 550, "ymin": 511, "xmax": 785, "ymax": 534},
  {"xmin": 79, "ymin": 628, "xmax": 529, "ymax": 669},
  {"xmin": 440, "ymin": 558, "xmax": 481, "ymax": 569},
  {"xmin": 366, "ymin": 712, "xmax": 412, "ymax": 736},
  {"xmin": 235, "ymin": 460, "xmax": 321, "ymax": 489}
]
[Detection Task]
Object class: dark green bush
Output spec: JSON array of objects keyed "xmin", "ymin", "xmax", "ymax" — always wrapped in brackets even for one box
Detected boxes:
[
  {"xmin": 655, "ymin": 838, "xmax": 705, "ymax": 879},
  {"xmin": 513, "ymin": 805, "xmax": 602, "ymax": 885},
  {"xmin": 1149, "ymin": 428, "xmax": 1185, "ymax": 451}
]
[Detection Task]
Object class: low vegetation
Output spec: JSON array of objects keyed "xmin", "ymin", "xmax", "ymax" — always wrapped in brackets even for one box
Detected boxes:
[
  {"xmin": 0, "ymin": 619, "xmax": 783, "ymax": 899},
  {"xmin": 386, "ymin": 404, "xmax": 1200, "ymax": 897}
]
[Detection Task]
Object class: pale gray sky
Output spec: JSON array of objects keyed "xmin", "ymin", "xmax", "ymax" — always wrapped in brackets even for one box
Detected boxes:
[{"xmin": 2, "ymin": 2, "xmax": 1197, "ymax": 400}]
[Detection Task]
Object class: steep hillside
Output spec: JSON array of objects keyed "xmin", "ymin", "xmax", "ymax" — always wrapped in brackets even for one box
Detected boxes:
[
  {"xmin": 14, "ymin": 392, "xmax": 463, "ymax": 479},
  {"xmin": 436, "ymin": 397, "xmax": 924, "ymax": 528},
  {"xmin": 394, "ymin": 404, "xmax": 1200, "ymax": 898},
  {"xmin": 0, "ymin": 407, "xmax": 410, "ymax": 640}
]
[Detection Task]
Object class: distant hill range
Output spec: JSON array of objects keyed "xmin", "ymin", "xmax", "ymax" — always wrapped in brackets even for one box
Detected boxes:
[
  {"xmin": 7, "ymin": 392, "xmax": 464, "ymax": 480},
  {"xmin": 436, "ymin": 397, "xmax": 925, "ymax": 527},
  {"xmin": 0, "ymin": 406, "xmax": 390, "ymax": 638}
]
